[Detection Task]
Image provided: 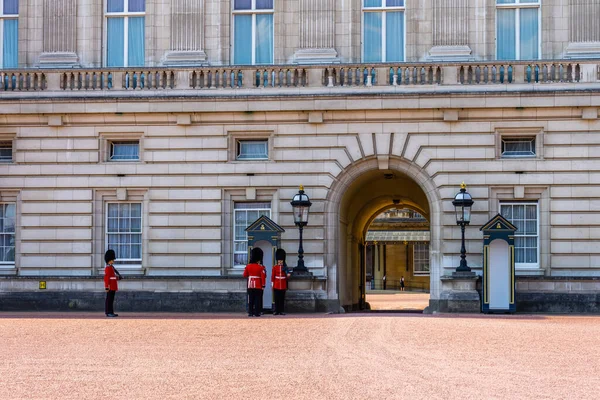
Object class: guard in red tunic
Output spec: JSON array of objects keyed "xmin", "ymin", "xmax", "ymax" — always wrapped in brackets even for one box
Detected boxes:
[
  {"xmin": 243, "ymin": 247, "xmax": 266, "ymax": 317},
  {"xmin": 272, "ymin": 249, "xmax": 291, "ymax": 315},
  {"xmin": 103, "ymin": 249, "xmax": 121, "ymax": 317}
]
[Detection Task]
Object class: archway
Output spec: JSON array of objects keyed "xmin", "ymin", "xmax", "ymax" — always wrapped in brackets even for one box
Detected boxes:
[{"xmin": 324, "ymin": 158, "xmax": 442, "ymax": 311}]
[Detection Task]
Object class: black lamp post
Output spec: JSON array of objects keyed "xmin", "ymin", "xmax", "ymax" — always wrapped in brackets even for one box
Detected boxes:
[
  {"xmin": 291, "ymin": 185, "xmax": 312, "ymax": 275},
  {"xmin": 452, "ymin": 182, "xmax": 474, "ymax": 273}
]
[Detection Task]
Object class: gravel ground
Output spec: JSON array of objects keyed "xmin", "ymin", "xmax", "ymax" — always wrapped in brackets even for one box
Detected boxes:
[{"xmin": 1, "ymin": 312, "xmax": 599, "ymax": 400}]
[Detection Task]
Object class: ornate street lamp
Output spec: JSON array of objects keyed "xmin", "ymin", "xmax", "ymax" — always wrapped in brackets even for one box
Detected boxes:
[
  {"xmin": 452, "ymin": 182, "xmax": 474, "ymax": 273},
  {"xmin": 290, "ymin": 185, "xmax": 312, "ymax": 275}
]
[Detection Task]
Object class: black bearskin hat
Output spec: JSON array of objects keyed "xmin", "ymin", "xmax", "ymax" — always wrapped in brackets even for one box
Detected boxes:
[
  {"xmin": 104, "ymin": 249, "xmax": 116, "ymax": 264},
  {"xmin": 250, "ymin": 247, "xmax": 264, "ymax": 264},
  {"xmin": 275, "ymin": 248, "xmax": 286, "ymax": 262}
]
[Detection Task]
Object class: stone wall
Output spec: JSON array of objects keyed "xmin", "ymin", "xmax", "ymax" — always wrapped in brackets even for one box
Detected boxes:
[{"xmin": 9, "ymin": 0, "xmax": 600, "ymax": 67}]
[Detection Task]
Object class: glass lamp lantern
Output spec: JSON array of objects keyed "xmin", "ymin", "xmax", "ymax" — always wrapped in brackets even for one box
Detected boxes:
[
  {"xmin": 291, "ymin": 186, "xmax": 312, "ymax": 227},
  {"xmin": 452, "ymin": 182, "xmax": 474, "ymax": 225}
]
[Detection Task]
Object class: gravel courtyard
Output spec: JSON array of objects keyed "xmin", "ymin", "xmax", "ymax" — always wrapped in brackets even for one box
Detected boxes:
[{"xmin": 1, "ymin": 312, "xmax": 599, "ymax": 400}]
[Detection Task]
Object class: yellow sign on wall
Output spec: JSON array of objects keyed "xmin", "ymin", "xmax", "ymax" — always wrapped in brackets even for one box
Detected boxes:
[{"xmin": 39, "ymin": 281, "xmax": 46, "ymax": 290}]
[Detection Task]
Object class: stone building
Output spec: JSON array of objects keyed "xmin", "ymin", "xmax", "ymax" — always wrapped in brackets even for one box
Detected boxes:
[{"xmin": 1, "ymin": 0, "xmax": 600, "ymax": 313}]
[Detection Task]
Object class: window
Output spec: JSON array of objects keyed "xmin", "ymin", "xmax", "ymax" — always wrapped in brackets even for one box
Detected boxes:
[
  {"xmin": 500, "ymin": 203, "xmax": 539, "ymax": 268},
  {"xmin": 362, "ymin": 0, "xmax": 405, "ymax": 62},
  {"xmin": 501, "ymin": 137, "xmax": 536, "ymax": 158},
  {"xmin": 496, "ymin": 0, "xmax": 540, "ymax": 60},
  {"xmin": 0, "ymin": 203, "xmax": 15, "ymax": 265},
  {"xmin": 109, "ymin": 140, "xmax": 139, "ymax": 161},
  {"xmin": 106, "ymin": 203, "xmax": 142, "ymax": 265},
  {"xmin": 0, "ymin": 140, "xmax": 12, "ymax": 162},
  {"xmin": 234, "ymin": 202, "xmax": 270, "ymax": 267},
  {"xmin": 413, "ymin": 242, "xmax": 430, "ymax": 275},
  {"xmin": 233, "ymin": 0, "xmax": 274, "ymax": 65},
  {"xmin": 0, "ymin": 0, "xmax": 18, "ymax": 69},
  {"xmin": 236, "ymin": 139, "xmax": 268, "ymax": 160},
  {"xmin": 105, "ymin": 0, "xmax": 145, "ymax": 67}
]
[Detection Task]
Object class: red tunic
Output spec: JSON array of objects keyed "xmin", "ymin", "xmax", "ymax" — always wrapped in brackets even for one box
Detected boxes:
[
  {"xmin": 243, "ymin": 263, "xmax": 266, "ymax": 289},
  {"xmin": 104, "ymin": 264, "xmax": 119, "ymax": 291},
  {"xmin": 271, "ymin": 265, "xmax": 289, "ymax": 290}
]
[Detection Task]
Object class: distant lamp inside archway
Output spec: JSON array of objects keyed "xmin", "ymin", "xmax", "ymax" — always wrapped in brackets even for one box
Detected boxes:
[
  {"xmin": 452, "ymin": 182, "xmax": 474, "ymax": 273},
  {"xmin": 291, "ymin": 185, "xmax": 312, "ymax": 275}
]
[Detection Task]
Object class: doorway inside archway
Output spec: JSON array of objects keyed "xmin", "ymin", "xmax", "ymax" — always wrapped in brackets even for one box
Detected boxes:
[
  {"xmin": 365, "ymin": 208, "xmax": 430, "ymax": 312},
  {"xmin": 333, "ymin": 162, "xmax": 437, "ymax": 312}
]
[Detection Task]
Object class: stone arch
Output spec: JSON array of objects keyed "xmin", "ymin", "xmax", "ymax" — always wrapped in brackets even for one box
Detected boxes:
[{"xmin": 324, "ymin": 156, "xmax": 443, "ymax": 310}]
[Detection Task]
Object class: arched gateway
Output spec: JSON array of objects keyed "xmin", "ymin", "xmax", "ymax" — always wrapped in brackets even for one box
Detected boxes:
[{"xmin": 324, "ymin": 157, "xmax": 443, "ymax": 311}]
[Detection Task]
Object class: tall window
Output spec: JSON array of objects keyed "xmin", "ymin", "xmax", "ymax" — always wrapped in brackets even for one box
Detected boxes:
[
  {"xmin": 0, "ymin": 203, "xmax": 15, "ymax": 265},
  {"xmin": 413, "ymin": 242, "xmax": 430, "ymax": 275},
  {"xmin": 106, "ymin": 203, "xmax": 142, "ymax": 265},
  {"xmin": 233, "ymin": 0, "xmax": 274, "ymax": 65},
  {"xmin": 106, "ymin": 0, "xmax": 145, "ymax": 67},
  {"xmin": 362, "ymin": 0, "xmax": 405, "ymax": 62},
  {"xmin": 233, "ymin": 202, "xmax": 270, "ymax": 267},
  {"xmin": 496, "ymin": 0, "xmax": 540, "ymax": 60},
  {"xmin": 500, "ymin": 203, "xmax": 539, "ymax": 268},
  {"xmin": 0, "ymin": 0, "xmax": 18, "ymax": 68}
]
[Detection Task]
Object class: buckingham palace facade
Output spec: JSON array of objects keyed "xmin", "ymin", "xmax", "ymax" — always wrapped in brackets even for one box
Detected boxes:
[{"xmin": 1, "ymin": 0, "xmax": 600, "ymax": 313}]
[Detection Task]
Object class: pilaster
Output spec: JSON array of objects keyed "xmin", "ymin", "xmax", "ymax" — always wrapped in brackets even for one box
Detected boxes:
[
  {"xmin": 39, "ymin": 0, "xmax": 79, "ymax": 67},
  {"xmin": 293, "ymin": 0, "xmax": 338, "ymax": 64},
  {"xmin": 163, "ymin": 0, "xmax": 207, "ymax": 66},
  {"xmin": 428, "ymin": 0, "xmax": 472, "ymax": 61},
  {"xmin": 565, "ymin": 0, "xmax": 600, "ymax": 58}
]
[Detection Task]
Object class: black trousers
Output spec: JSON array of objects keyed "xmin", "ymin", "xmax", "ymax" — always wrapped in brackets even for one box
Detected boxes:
[
  {"xmin": 274, "ymin": 289, "xmax": 286, "ymax": 314},
  {"xmin": 248, "ymin": 289, "xmax": 262, "ymax": 316},
  {"xmin": 105, "ymin": 290, "xmax": 116, "ymax": 315}
]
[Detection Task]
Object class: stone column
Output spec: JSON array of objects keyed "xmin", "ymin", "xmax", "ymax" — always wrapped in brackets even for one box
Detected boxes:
[
  {"xmin": 163, "ymin": 0, "xmax": 207, "ymax": 65},
  {"xmin": 565, "ymin": 0, "xmax": 600, "ymax": 58},
  {"xmin": 428, "ymin": 0, "xmax": 472, "ymax": 61},
  {"xmin": 293, "ymin": 0, "xmax": 338, "ymax": 64},
  {"xmin": 38, "ymin": 0, "xmax": 79, "ymax": 67}
]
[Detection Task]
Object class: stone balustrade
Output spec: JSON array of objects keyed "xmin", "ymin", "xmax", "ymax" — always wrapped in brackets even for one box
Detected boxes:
[{"xmin": 0, "ymin": 61, "xmax": 598, "ymax": 94}]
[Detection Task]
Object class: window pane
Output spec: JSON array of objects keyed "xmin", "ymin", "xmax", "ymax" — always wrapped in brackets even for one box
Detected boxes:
[
  {"xmin": 513, "ymin": 205, "xmax": 524, "ymax": 219},
  {"xmin": 4, "ymin": 204, "xmax": 15, "ymax": 219},
  {"xmin": 363, "ymin": 12, "xmax": 383, "ymax": 62},
  {"xmin": 128, "ymin": 0, "xmax": 145, "ymax": 12},
  {"xmin": 108, "ymin": 204, "xmax": 118, "ymax": 218},
  {"xmin": 128, "ymin": 17, "xmax": 145, "ymax": 67},
  {"xmin": 234, "ymin": 253, "xmax": 248, "ymax": 266},
  {"xmin": 520, "ymin": 8, "xmax": 538, "ymax": 60},
  {"xmin": 3, "ymin": 0, "xmax": 18, "ymax": 14},
  {"xmin": 500, "ymin": 205, "xmax": 512, "ymax": 219},
  {"xmin": 107, "ymin": 18, "xmax": 125, "ymax": 67},
  {"xmin": 131, "ymin": 203, "xmax": 142, "ymax": 218},
  {"xmin": 386, "ymin": 11, "xmax": 404, "ymax": 62},
  {"xmin": 364, "ymin": 0, "xmax": 382, "ymax": 7},
  {"xmin": 386, "ymin": 0, "xmax": 404, "ymax": 6},
  {"xmin": 238, "ymin": 141, "xmax": 268, "ymax": 159},
  {"xmin": 497, "ymin": 9, "xmax": 516, "ymax": 60},
  {"xmin": 234, "ymin": 15, "xmax": 252, "ymax": 64},
  {"xmin": 525, "ymin": 248, "xmax": 537, "ymax": 263},
  {"xmin": 256, "ymin": 14, "xmax": 274, "ymax": 64},
  {"xmin": 0, "ymin": 146, "xmax": 12, "ymax": 161},
  {"xmin": 526, "ymin": 205, "xmax": 536, "ymax": 219},
  {"xmin": 107, "ymin": 0, "xmax": 124, "ymax": 12},
  {"xmin": 256, "ymin": 0, "xmax": 273, "ymax": 9},
  {"xmin": 108, "ymin": 217, "xmax": 118, "ymax": 232},
  {"xmin": 111, "ymin": 142, "xmax": 139, "ymax": 160},
  {"xmin": 3, "ymin": 19, "xmax": 18, "ymax": 68},
  {"xmin": 496, "ymin": 0, "xmax": 516, "ymax": 3},
  {"xmin": 234, "ymin": 0, "xmax": 252, "ymax": 10}
]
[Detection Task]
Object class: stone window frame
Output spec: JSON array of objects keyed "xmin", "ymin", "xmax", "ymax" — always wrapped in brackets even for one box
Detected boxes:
[
  {"xmin": 0, "ymin": 133, "xmax": 16, "ymax": 163},
  {"xmin": 0, "ymin": 190, "xmax": 19, "ymax": 274},
  {"xmin": 495, "ymin": 0, "xmax": 542, "ymax": 61},
  {"xmin": 93, "ymin": 188, "xmax": 149, "ymax": 275},
  {"xmin": 361, "ymin": 0, "xmax": 407, "ymax": 63},
  {"xmin": 223, "ymin": 188, "xmax": 279, "ymax": 275},
  {"xmin": 231, "ymin": 0, "xmax": 276, "ymax": 65},
  {"xmin": 0, "ymin": 0, "xmax": 18, "ymax": 69},
  {"xmin": 489, "ymin": 186, "xmax": 548, "ymax": 276},
  {"xmin": 102, "ymin": 0, "xmax": 147, "ymax": 68},
  {"xmin": 227, "ymin": 130, "xmax": 274, "ymax": 162},
  {"xmin": 99, "ymin": 132, "xmax": 145, "ymax": 164},
  {"xmin": 494, "ymin": 127, "xmax": 544, "ymax": 160}
]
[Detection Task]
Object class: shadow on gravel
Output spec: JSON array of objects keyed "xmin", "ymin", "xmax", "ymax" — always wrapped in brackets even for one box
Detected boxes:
[{"xmin": 0, "ymin": 311, "xmax": 554, "ymax": 321}]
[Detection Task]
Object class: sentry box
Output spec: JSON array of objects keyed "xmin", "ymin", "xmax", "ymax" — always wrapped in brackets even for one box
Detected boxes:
[{"xmin": 480, "ymin": 214, "xmax": 517, "ymax": 314}]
